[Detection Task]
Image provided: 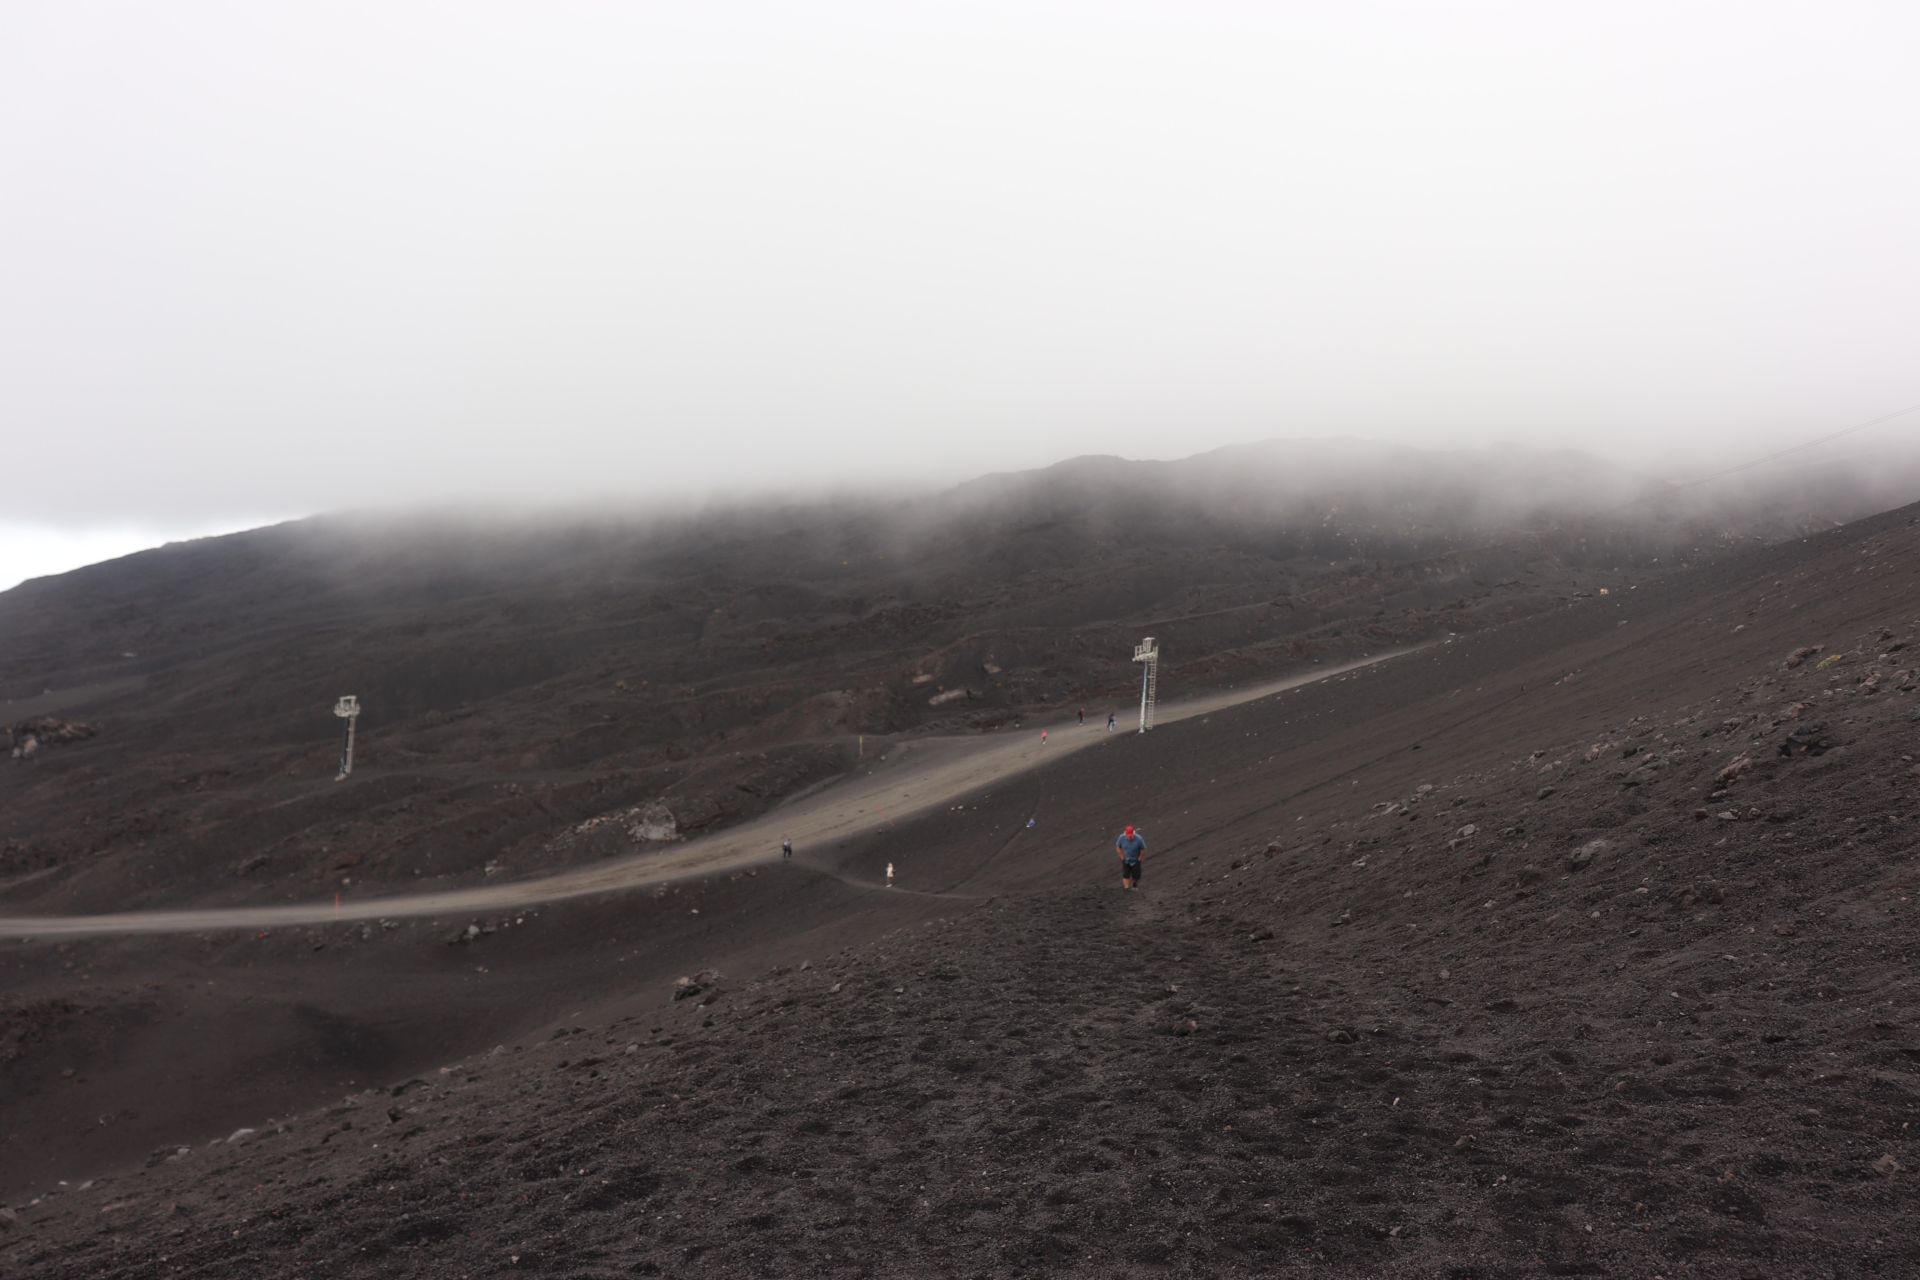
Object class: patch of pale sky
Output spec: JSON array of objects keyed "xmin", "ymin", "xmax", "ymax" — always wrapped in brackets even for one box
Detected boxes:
[{"xmin": 0, "ymin": 520, "xmax": 277, "ymax": 594}]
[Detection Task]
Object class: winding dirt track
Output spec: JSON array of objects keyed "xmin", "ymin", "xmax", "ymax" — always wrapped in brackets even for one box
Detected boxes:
[{"xmin": 1, "ymin": 651, "xmax": 1412, "ymax": 938}]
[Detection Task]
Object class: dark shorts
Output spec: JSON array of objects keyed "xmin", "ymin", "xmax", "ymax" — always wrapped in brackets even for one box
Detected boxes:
[{"xmin": 1122, "ymin": 860, "xmax": 1142, "ymax": 882}]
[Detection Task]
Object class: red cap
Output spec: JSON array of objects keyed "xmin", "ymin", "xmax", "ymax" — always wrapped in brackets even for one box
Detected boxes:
[{"xmin": 1124, "ymin": 826, "xmax": 1135, "ymax": 837}]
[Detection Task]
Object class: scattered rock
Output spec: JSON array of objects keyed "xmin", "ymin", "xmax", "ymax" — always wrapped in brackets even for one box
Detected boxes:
[
  {"xmin": 1671, "ymin": 884, "xmax": 1721, "ymax": 910},
  {"xmin": 224, "ymin": 1127, "xmax": 257, "ymax": 1146},
  {"xmin": 1783, "ymin": 645, "xmax": 1823, "ymax": 670},
  {"xmin": 6, "ymin": 717, "xmax": 96, "ymax": 761},
  {"xmin": 1873, "ymin": 1153, "xmax": 1901, "ymax": 1177},
  {"xmin": 1457, "ymin": 824, "xmax": 1477, "ymax": 838},
  {"xmin": 1326, "ymin": 1028, "xmax": 1358, "ymax": 1044},
  {"xmin": 672, "ymin": 970, "xmax": 720, "ymax": 1001},
  {"xmin": 1170, "ymin": 1019, "xmax": 1199, "ymax": 1037},
  {"xmin": 557, "ymin": 800, "xmax": 682, "ymax": 848},
  {"xmin": 1780, "ymin": 724, "xmax": 1837, "ymax": 758},
  {"xmin": 1568, "ymin": 839, "xmax": 1607, "ymax": 871},
  {"xmin": 1773, "ymin": 923, "xmax": 1797, "ymax": 938},
  {"xmin": 1715, "ymin": 753, "xmax": 1754, "ymax": 785}
]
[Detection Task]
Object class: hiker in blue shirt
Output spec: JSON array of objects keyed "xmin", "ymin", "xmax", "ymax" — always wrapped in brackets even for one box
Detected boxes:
[{"xmin": 1114, "ymin": 825, "xmax": 1145, "ymax": 890}]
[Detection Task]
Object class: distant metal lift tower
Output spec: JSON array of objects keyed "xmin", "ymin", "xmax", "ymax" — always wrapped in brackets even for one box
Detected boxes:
[
  {"xmin": 1132, "ymin": 637, "xmax": 1160, "ymax": 733},
  {"xmin": 334, "ymin": 695, "xmax": 360, "ymax": 781}
]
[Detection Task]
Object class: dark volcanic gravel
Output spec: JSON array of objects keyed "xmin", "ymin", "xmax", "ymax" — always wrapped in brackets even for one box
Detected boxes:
[{"xmin": 4, "ymin": 503, "xmax": 1920, "ymax": 1276}]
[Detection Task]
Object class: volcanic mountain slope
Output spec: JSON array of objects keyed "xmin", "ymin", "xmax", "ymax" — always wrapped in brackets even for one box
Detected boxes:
[
  {"xmin": 4, "ymin": 498, "xmax": 1918, "ymax": 1276},
  {"xmin": 2, "ymin": 438, "xmax": 1909, "ymax": 924}
]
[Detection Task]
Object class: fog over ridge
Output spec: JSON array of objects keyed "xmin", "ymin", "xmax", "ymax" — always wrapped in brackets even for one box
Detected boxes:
[
  {"xmin": 6, "ymin": 424, "xmax": 1920, "ymax": 594},
  {"xmin": 3, "ymin": 3, "xmax": 1917, "ymax": 581}
]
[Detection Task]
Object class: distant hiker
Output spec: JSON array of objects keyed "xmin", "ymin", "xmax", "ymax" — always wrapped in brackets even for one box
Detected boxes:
[
  {"xmin": 1115, "ymin": 825, "xmax": 1145, "ymax": 890},
  {"xmin": 1078, "ymin": 707, "xmax": 1085, "ymax": 725},
  {"xmin": 782, "ymin": 836, "xmax": 793, "ymax": 860},
  {"xmin": 1026, "ymin": 817, "xmax": 1038, "ymax": 830},
  {"xmin": 886, "ymin": 862, "xmax": 896, "ymax": 888},
  {"xmin": 1106, "ymin": 712, "xmax": 1117, "ymax": 732},
  {"xmin": 1040, "ymin": 729, "xmax": 1048, "ymax": 744}
]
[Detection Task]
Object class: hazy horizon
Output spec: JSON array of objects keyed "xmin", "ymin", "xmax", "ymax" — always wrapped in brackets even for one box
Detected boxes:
[
  {"xmin": 4, "ymin": 3, "xmax": 1918, "ymax": 585},
  {"xmin": 6, "ymin": 427, "xmax": 1919, "ymax": 593}
]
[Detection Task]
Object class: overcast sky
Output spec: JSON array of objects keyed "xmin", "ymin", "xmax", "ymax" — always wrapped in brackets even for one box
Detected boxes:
[{"xmin": 3, "ymin": 2, "xmax": 1918, "ymax": 589}]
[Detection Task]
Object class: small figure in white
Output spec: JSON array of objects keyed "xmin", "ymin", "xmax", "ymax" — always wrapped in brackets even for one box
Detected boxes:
[
  {"xmin": 885, "ymin": 862, "xmax": 896, "ymax": 888},
  {"xmin": 1026, "ymin": 817, "xmax": 1037, "ymax": 829},
  {"xmin": 1106, "ymin": 712, "xmax": 1117, "ymax": 732},
  {"xmin": 781, "ymin": 835, "xmax": 793, "ymax": 860}
]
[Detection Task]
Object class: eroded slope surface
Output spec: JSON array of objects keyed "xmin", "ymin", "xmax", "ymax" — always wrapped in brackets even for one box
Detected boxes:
[
  {"xmin": 4, "ymin": 506, "xmax": 1917, "ymax": 1276},
  {"xmin": 2, "ymin": 441, "xmax": 1883, "ymax": 916}
]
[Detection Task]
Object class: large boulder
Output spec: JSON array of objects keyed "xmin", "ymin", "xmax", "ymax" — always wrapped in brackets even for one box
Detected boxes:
[{"xmin": 7, "ymin": 717, "xmax": 96, "ymax": 760}]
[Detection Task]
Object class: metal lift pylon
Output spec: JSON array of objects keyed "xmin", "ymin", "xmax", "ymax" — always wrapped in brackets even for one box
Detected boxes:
[
  {"xmin": 1132, "ymin": 637, "xmax": 1159, "ymax": 733},
  {"xmin": 333, "ymin": 695, "xmax": 360, "ymax": 780}
]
